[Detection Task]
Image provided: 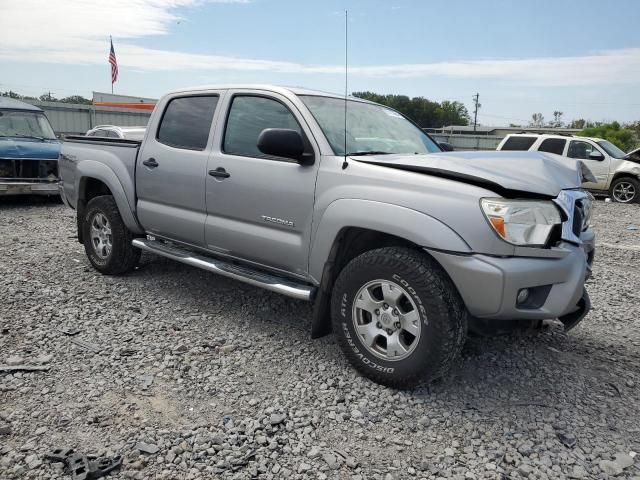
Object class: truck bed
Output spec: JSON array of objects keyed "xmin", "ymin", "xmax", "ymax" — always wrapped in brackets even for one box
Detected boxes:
[{"xmin": 59, "ymin": 136, "xmax": 141, "ymax": 211}]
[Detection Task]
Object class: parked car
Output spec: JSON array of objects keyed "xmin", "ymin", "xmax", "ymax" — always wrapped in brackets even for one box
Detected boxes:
[
  {"xmin": 497, "ymin": 133, "xmax": 640, "ymax": 203},
  {"xmin": 438, "ymin": 141, "xmax": 455, "ymax": 151},
  {"xmin": 0, "ymin": 98, "xmax": 60, "ymax": 196},
  {"xmin": 59, "ymin": 85, "xmax": 594, "ymax": 387},
  {"xmin": 86, "ymin": 125, "xmax": 146, "ymax": 141}
]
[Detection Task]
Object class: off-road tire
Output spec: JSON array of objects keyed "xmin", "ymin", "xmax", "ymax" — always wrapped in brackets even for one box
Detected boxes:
[
  {"xmin": 82, "ymin": 195, "xmax": 140, "ymax": 275},
  {"xmin": 331, "ymin": 247, "xmax": 467, "ymax": 389},
  {"xmin": 609, "ymin": 176, "xmax": 640, "ymax": 204}
]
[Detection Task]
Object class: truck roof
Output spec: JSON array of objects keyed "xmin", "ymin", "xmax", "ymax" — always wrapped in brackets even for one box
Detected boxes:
[
  {"xmin": 167, "ymin": 84, "xmax": 372, "ymax": 102},
  {"xmin": 0, "ymin": 97, "xmax": 43, "ymax": 112},
  {"xmin": 505, "ymin": 132, "xmax": 605, "ymax": 143}
]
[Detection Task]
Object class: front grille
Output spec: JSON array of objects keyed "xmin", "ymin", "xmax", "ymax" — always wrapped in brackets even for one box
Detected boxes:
[
  {"xmin": 554, "ymin": 189, "xmax": 592, "ymax": 245},
  {"xmin": 572, "ymin": 203, "xmax": 584, "ymax": 237}
]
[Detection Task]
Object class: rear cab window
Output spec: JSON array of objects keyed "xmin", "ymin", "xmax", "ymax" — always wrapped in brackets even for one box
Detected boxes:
[
  {"xmin": 157, "ymin": 95, "xmax": 219, "ymax": 150},
  {"xmin": 538, "ymin": 138, "xmax": 566, "ymax": 155},
  {"xmin": 500, "ymin": 136, "xmax": 537, "ymax": 151}
]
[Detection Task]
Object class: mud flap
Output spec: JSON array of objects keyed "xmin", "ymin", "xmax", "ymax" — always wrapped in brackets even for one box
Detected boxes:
[{"xmin": 558, "ymin": 290, "xmax": 591, "ymax": 331}]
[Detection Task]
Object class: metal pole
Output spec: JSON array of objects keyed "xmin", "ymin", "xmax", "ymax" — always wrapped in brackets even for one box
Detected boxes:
[{"xmin": 472, "ymin": 93, "xmax": 479, "ymax": 132}]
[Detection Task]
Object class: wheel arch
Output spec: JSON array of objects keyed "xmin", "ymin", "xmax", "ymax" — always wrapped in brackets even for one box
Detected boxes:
[
  {"xmin": 75, "ymin": 160, "xmax": 143, "ymax": 242},
  {"xmin": 309, "ymin": 199, "xmax": 471, "ymax": 338}
]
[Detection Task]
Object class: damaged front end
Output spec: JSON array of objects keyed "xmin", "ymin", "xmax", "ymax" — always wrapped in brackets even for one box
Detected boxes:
[
  {"xmin": 0, "ymin": 103, "xmax": 61, "ymax": 196},
  {"xmin": 0, "ymin": 157, "xmax": 60, "ymax": 196}
]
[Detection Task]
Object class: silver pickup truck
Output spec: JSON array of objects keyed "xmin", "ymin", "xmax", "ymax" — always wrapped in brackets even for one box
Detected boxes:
[{"xmin": 59, "ymin": 85, "xmax": 595, "ymax": 388}]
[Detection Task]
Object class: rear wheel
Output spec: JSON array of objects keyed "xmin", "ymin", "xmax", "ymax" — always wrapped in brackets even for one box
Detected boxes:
[
  {"xmin": 610, "ymin": 177, "xmax": 640, "ymax": 204},
  {"xmin": 82, "ymin": 195, "xmax": 140, "ymax": 274},
  {"xmin": 331, "ymin": 247, "xmax": 467, "ymax": 389}
]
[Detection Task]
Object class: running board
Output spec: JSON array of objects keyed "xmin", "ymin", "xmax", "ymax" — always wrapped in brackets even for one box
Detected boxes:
[{"xmin": 132, "ymin": 238, "xmax": 315, "ymax": 301}]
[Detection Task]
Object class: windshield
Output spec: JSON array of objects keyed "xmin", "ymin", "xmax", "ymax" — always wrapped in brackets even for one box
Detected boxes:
[
  {"xmin": 0, "ymin": 110, "xmax": 56, "ymax": 140},
  {"xmin": 299, "ymin": 95, "xmax": 441, "ymax": 156},
  {"xmin": 597, "ymin": 140, "xmax": 626, "ymax": 159}
]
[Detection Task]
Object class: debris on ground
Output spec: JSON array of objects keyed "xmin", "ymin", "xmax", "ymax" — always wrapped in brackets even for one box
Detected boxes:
[{"xmin": 44, "ymin": 448, "xmax": 123, "ymax": 479}]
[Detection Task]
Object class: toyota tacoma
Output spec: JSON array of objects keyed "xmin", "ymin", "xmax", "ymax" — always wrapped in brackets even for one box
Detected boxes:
[{"xmin": 58, "ymin": 85, "xmax": 595, "ymax": 388}]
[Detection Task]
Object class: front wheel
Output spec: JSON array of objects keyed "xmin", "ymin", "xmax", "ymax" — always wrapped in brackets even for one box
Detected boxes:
[
  {"xmin": 331, "ymin": 247, "xmax": 467, "ymax": 389},
  {"xmin": 610, "ymin": 177, "xmax": 640, "ymax": 204},
  {"xmin": 82, "ymin": 195, "xmax": 140, "ymax": 275}
]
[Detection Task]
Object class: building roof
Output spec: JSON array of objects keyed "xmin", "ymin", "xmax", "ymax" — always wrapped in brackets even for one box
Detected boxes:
[{"xmin": 0, "ymin": 97, "xmax": 43, "ymax": 112}]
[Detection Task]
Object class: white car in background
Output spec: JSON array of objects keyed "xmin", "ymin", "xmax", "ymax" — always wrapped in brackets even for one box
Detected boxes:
[
  {"xmin": 85, "ymin": 125, "xmax": 146, "ymax": 141},
  {"xmin": 497, "ymin": 133, "xmax": 640, "ymax": 204}
]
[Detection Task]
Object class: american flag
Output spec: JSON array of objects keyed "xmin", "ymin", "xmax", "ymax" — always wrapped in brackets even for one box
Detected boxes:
[{"xmin": 109, "ymin": 37, "xmax": 118, "ymax": 85}]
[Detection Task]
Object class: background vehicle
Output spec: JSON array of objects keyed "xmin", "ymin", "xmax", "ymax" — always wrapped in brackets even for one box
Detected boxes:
[
  {"xmin": 86, "ymin": 125, "xmax": 146, "ymax": 141},
  {"xmin": 0, "ymin": 98, "xmax": 60, "ymax": 196},
  {"xmin": 497, "ymin": 133, "xmax": 640, "ymax": 203},
  {"xmin": 59, "ymin": 85, "xmax": 594, "ymax": 388}
]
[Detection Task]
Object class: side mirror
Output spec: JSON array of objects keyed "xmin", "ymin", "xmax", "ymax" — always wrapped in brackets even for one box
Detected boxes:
[
  {"xmin": 588, "ymin": 151, "xmax": 604, "ymax": 161},
  {"xmin": 257, "ymin": 128, "xmax": 307, "ymax": 163},
  {"xmin": 439, "ymin": 142, "xmax": 454, "ymax": 152}
]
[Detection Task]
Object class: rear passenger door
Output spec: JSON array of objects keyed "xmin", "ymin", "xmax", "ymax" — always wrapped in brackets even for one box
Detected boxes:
[
  {"xmin": 537, "ymin": 138, "xmax": 566, "ymax": 156},
  {"xmin": 567, "ymin": 140, "xmax": 609, "ymax": 190},
  {"xmin": 204, "ymin": 90, "xmax": 319, "ymax": 278},
  {"xmin": 136, "ymin": 92, "xmax": 223, "ymax": 247}
]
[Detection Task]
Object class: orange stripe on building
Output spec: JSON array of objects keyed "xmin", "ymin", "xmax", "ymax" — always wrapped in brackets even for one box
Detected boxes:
[{"xmin": 94, "ymin": 102, "xmax": 156, "ymax": 111}]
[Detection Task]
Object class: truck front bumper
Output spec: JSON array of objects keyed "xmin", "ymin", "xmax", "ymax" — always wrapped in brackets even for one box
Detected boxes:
[
  {"xmin": 0, "ymin": 181, "xmax": 59, "ymax": 196},
  {"xmin": 428, "ymin": 235, "xmax": 594, "ymax": 322}
]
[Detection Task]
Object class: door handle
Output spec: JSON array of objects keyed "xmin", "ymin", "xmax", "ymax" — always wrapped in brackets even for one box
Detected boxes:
[
  {"xmin": 142, "ymin": 158, "xmax": 159, "ymax": 168},
  {"xmin": 208, "ymin": 167, "xmax": 230, "ymax": 179}
]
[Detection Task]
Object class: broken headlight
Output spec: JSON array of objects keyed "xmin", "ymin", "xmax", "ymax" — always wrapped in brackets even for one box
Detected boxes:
[{"xmin": 480, "ymin": 198, "xmax": 562, "ymax": 247}]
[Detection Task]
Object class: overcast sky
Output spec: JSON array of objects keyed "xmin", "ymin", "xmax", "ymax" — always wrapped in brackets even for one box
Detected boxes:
[{"xmin": 1, "ymin": 0, "xmax": 639, "ymax": 125}]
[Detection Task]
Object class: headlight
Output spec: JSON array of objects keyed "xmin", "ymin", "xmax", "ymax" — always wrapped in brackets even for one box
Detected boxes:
[{"xmin": 480, "ymin": 198, "xmax": 562, "ymax": 247}]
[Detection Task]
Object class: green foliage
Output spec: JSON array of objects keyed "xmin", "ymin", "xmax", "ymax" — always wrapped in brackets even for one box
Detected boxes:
[
  {"xmin": 352, "ymin": 91, "xmax": 470, "ymax": 128},
  {"xmin": 580, "ymin": 122, "xmax": 637, "ymax": 152},
  {"xmin": 2, "ymin": 90, "xmax": 91, "ymax": 105},
  {"xmin": 60, "ymin": 95, "xmax": 92, "ymax": 105}
]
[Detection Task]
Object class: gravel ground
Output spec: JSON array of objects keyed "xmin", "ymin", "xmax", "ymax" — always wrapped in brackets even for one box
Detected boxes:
[{"xmin": 1, "ymin": 196, "xmax": 639, "ymax": 480}]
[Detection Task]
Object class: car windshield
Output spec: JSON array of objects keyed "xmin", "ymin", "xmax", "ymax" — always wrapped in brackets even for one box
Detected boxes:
[
  {"xmin": 0, "ymin": 110, "xmax": 56, "ymax": 140},
  {"xmin": 597, "ymin": 140, "xmax": 626, "ymax": 159},
  {"xmin": 299, "ymin": 95, "xmax": 440, "ymax": 156}
]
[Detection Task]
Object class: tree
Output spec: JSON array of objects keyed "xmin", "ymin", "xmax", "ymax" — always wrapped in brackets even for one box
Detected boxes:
[
  {"xmin": 551, "ymin": 111, "xmax": 564, "ymax": 128},
  {"xmin": 60, "ymin": 95, "xmax": 92, "ymax": 105},
  {"xmin": 569, "ymin": 119, "xmax": 587, "ymax": 129},
  {"xmin": 580, "ymin": 122, "xmax": 637, "ymax": 152},
  {"xmin": 529, "ymin": 113, "xmax": 545, "ymax": 127},
  {"xmin": 352, "ymin": 91, "xmax": 470, "ymax": 128},
  {"xmin": 39, "ymin": 92, "xmax": 57, "ymax": 102}
]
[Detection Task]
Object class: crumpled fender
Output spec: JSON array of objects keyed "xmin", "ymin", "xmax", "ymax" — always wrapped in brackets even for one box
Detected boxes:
[
  {"xmin": 307, "ymin": 198, "xmax": 471, "ymax": 281},
  {"xmin": 76, "ymin": 160, "xmax": 144, "ymax": 234}
]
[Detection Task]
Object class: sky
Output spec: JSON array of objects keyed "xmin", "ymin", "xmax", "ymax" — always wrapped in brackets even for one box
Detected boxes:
[{"xmin": 1, "ymin": 0, "xmax": 639, "ymax": 126}]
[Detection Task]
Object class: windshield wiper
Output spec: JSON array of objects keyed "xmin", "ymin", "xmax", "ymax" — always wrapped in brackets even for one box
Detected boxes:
[
  {"xmin": 346, "ymin": 151, "xmax": 393, "ymax": 156},
  {"xmin": 11, "ymin": 134, "xmax": 46, "ymax": 141}
]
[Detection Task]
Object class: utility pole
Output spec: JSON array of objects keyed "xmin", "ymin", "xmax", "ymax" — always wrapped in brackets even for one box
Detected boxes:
[{"xmin": 472, "ymin": 93, "xmax": 480, "ymax": 132}]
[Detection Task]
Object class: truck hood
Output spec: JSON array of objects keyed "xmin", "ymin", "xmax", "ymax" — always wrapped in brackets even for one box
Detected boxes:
[
  {"xmin": 352, "ymin": 150, "xmax": 593, "ymax": 198},
  {"xmin": 0, "ymin": 137, "xmax": 60, "ymax": 160}
]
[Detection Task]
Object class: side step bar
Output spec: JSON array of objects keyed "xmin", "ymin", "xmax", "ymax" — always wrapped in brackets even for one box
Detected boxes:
[{"xmin": 132, "ymin": 238, "xmax": 315, "ymax": 301}]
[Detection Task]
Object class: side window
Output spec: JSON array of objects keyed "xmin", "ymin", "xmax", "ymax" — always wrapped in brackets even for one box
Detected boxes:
[
  {"xmin": 223, "ymin": 95, "xmax": 302, "ymax": 158},
  {"xmin": 107, "ymin": 130, "xmax": 120, "ymax": 138},
  {"xmin": 87, "ymin": 130, "xmax": 98, "ymax": 136},
  {"xmin": 538, "ymin": 138, "xmax": 566, "ymax": 155},
  {"xmin": 501, "ymin": 136, "xmax": 537, "ymax": 151},
  {"xmin": 568, "ymin": 140, "xmax": 598, "ymax": 160},
  {"xmin": 157, "ymin": 95, "xmax": 218, "ymax": 150}
]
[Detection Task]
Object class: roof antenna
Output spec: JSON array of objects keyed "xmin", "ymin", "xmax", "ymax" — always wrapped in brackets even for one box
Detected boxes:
[{"xmin": 342, "ymin": 9, "xmax": 349, "ymax": 170}]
